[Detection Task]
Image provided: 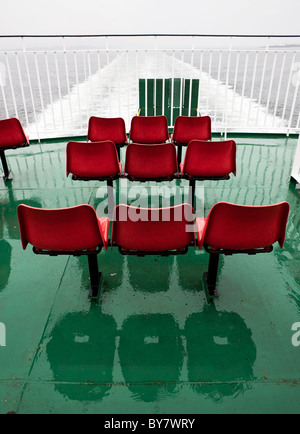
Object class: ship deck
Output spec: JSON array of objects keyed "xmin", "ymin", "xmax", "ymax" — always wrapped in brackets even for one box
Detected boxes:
[{"xmin": 1, "ymin": 133, "xmax": 300, "ymax": 414}]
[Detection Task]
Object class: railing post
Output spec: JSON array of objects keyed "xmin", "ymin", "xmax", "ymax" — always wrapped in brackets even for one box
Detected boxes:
[{"xmin": 224, "ymin": 36, "xmax": 232, "ymax": 139}]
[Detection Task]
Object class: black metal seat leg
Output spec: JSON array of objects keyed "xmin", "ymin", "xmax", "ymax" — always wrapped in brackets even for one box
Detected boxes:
[
  {"xmin": 0, "ymin": 151, "xmax": 11, "ymax": 181},
  {"xmin": 87, "ymin": 253, "xmax": 102, "ymax": 299},
  {"xmin": 189, "ymin": 179, "xmax": 196, "ymax": 210},
  {"xmin": 203, "ymin": 252, "xmax": 220, "ymax": 301},
  {"xmin": 177, "ymin": 146, "xmax": 182, "ymax": 167},
  {"xmin": 107, "ymin": 179, "xmax": 115, "ymax": 217}
]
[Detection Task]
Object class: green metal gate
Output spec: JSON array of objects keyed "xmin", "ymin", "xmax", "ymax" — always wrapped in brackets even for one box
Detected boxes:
[{"xmin": 139, "ymin": 78, "xmax": 200, "ymax": 125}]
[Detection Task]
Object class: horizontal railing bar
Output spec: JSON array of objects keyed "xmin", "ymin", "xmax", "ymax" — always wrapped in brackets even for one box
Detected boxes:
[
  {"xmin": 1, "ymin": 48, "xmax": 299, "ymax": 55},
  {"xmin": 1, "ymin": 34, "xmax": 300, "ymax": 38}
]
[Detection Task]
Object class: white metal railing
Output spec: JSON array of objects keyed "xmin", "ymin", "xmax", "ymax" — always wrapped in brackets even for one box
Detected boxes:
[{"xmin": 0, "ymin": 34, "xmax": 299, "ymax": 141}]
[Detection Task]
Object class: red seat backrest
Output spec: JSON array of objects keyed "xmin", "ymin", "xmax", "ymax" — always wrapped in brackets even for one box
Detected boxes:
[
  {"xmin": 17, "ymin": 204, "xmax": 106, "ymax": 252},
  {"xmin": 87, "ymin": 117, "xmax": 127, "ymax": 145},
  {"xmin": 202, "ymin": 202, "xmax": 290, "ymax": 250},
  {"xmin": 183, "ymin": 140, "xmax": 236, "ymax": 177},
  {"xmin": 130, "ymin": 116, "xmax": 169, "ymax": 144},
  {"xmin": 112, "ymin": 204, "xmax": 195, "ymax": 252},
  {"xmin": 0, "ymin": 118, "xmax": 28, "ymax": 149},
  {"xmin": 125, "ymin": 143, "xmax": 178, "ymax": 179},
  {"xmin": 172, "ymin": 116, "xmax": 212, "ymax": 144},
  {"xmin": 66, "ymin": 140, "xmax": 120, "ymax": 178}
]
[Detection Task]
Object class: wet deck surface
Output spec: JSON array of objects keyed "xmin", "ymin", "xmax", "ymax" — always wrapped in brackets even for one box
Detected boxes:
[{"xmin": 0, "ymin": 135, "xmax": 300, "ymax": 414}]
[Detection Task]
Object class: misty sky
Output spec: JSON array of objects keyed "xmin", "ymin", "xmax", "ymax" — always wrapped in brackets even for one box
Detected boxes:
[{"xmin": 0, "ymin": 0, "xmax": 300, "ymax": 36}]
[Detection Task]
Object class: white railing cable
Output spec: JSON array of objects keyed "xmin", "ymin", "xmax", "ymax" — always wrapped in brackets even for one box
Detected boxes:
[
  {"xmin": 63, "ymin": 38, "xmax": 74, "ymax": 129},
  {"xmin": 247, "ymin": 50, "xmax": 258, "ymax": 127},
  {"xmin": 230, "ymin": 50, "xmax": 240, "ymax": 128},
  {"xmin": 54, "ymin": 51, "xmax": 65, "ymax": 131},
  {"xmin": 264, "ymin": 51, "xmax": 277, "ymax": 128},
  {"xmin": 272, "ymin": 51, "xmax": 286, "ymax": 128},
  {"xmin": 224, "ymin": 38, "xmax": 233, "ymax": 139},
  {"xmin": 34, "ymin": 51, "xmax": 47, "ymax": 130},
  {"xmin": 44, "ymin": 52, "xmax": 57, "ymax": 130},
  {"xmin": 281, "ymin": 51, "xmax": 296, "ymax": 127},
  {"xmin": 15, "ymin": 52, "xmax": 29, "ymax": 128},
  {"xmin": 256, "ymin": 41, "xmax": 269, "ymax": 126},
  {"xmin": 188, "ymin": 40, "xmax": 195, "ymax": 117},
  {"xmin": 287, "ymin": 71, "xmax": 300, "ymax": 136},
  {"xmin": 74, "ymin": 50, "xmax": 83, "ymax": 130},
  {"xmin": 5, "ymin": 53, "xmax": 19, "ymax": 119},
  {"xmin": 22, "ymin": 40, "xmax": 40, "ymax": 141}
]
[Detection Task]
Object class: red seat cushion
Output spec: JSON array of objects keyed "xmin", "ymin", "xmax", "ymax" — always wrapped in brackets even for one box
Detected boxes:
[
  {"xmin": 17, "ymin": 204, "xmax": 110, "ymax": 252},
  {"xmin": 182, "ymin": 140, "xmax": 236, "ymax": 178},
  {"xmin": 172, "ymin": 116, "xmax": 212, "ymax": 144},
  {"xmin": 125, "ymin": 143, "xmax": 178, "ymax": 179},
  {"xmin": 130, "ymin": 116, "xmax": 169, "ymax": 144},
  {"xmin": 196, "ymin": 202, "xmax": 290, "ymax": 250},
  {"xmin": 67, "ymin": 141, "xmax": 121, "ymax": 178},
  {"xmin": 112, "ymin": 204, "xmax": 195, "ymax": 252},
  {"xmin": 88, "ymin": 117, "xmax": 127, "ymax": 145}
]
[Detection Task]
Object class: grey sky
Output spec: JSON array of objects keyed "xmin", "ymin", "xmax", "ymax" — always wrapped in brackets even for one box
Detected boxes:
[{"xmin": 0, "ymin": 0, "xmax": 300, "ymax": 36}]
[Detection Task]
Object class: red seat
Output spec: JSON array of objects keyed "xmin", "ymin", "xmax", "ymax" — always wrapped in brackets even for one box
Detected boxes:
[
  {"xmin": 129, "ymin": 116, "xmax": 169, "ymax": 144},
  {"xmin": 0, "ymin": 118, "xmax": 29, "ymax": 180},
  {"xmin": 66, "ymin": 140, "xmax": 122, "ymax": 180},
  {"xmin": 172, "ymin": 116, "xmax": 212, "ymax": 166},
  {"xmin": 66, "ymin": 140, "xmax": 122, "ymax": 216},
  {"xmin": 88, "ymin": 116, "xmax": 128, "ymax": 146},
  {"xmin": 172, "ymin": 116, "xmax": 212, "ymax": 144},
  {"xmin": 181, "ymin": 140, "xmax": 236, "ymax": 179},
  {"xmin": 88, "ymin": 116, "xmax": 128, "ymax": 160},
  {"xmin": 111, "ymin": 203, "xmax": 195, "ymax": 255},
  {"xmin": 196, "ymin": 201, "xmax": 290, "ymax": 299},
  {"xmin": 181, "ymin": 139, "xmax": 236, "ymax": 209},
  {"xmin": 17, "ymin": 204, "xmax": 110, "ymax": 298},
  {"xmin": 125, "ymin": 143, "xmax": 178, "ymax": 181}
]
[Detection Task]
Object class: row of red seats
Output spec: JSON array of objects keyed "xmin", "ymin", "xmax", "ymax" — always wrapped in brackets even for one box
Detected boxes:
[
  {"xmin": 67, "ymin": 139, "xmax": 236, "ymax": 181},
  {"xmin": 17, "ymin": 201, "xmax": 290, "ymax": 301},
  {"xmin": 0, "ymin": 116, "xmax": 236, "ymax": 211},
  {"xmin": 87, "ymin": 114, "xmax": 212, "ymax": 148},
  {"xmin": 69, "ymin": 116, "xmax": 235, "ymax": 210},
  {"xmin": 0, "ymin": 115, "xmax": 233, "ymax": 182}
]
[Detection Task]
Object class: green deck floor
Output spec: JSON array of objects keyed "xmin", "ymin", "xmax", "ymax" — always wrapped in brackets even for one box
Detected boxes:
[{"xmin": 0, "ymin": 134, "xmax": 300, "ymax": 414}]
